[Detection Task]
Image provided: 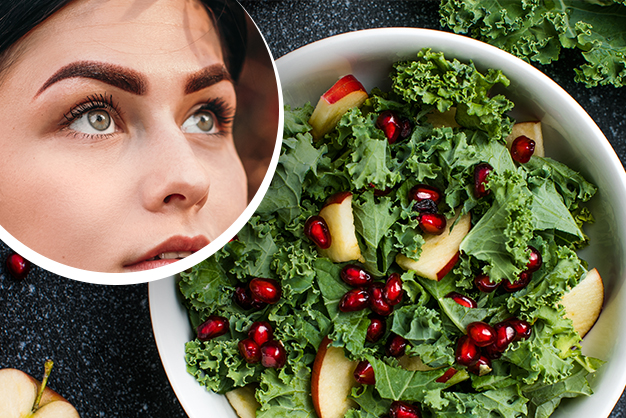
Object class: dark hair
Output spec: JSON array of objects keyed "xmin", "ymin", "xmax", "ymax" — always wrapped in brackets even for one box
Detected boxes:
[{"xmin": 0, "ymin": 0, "xmax": 248, "ymax": 80}]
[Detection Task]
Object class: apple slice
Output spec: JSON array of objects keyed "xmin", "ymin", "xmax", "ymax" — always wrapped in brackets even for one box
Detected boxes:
[
  {"xmin": 309, "ymin": 75, "xmax": 368, "ymax": 140},
  {"xmin": 225, "ymin": 385, "xmax": 260, "ymax": 418},
  {"xmin": 505, "ymin": 121, "xmax": 545, "ymax": 158},
  {"xmin": 560, "ymin": 268, "xmax": 604, "ymax": 338},
  {"xmin": 426, "ymin": 107, "xmax": 459, "ymax": 128},
  {"xmin": 311, "ymin": 337, "xmax": 359, "ymax": 418},
  {"xmin": 396, "ymin": 212, "xmax": 471, "ymax": 281},
  {"xmin": 318, "ymin": 192, "xmax": 364, "ymax": 263}
]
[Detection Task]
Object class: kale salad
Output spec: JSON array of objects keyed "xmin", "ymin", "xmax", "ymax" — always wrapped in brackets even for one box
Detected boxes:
[{"xmin": 179, "ymin": 49, "xmax": 603, "ymax": 418}]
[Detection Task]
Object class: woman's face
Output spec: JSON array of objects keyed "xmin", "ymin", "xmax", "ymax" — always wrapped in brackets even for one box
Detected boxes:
[{"xmin": 0, "ymin": 0, "xmax": 248, "ymax": 272}]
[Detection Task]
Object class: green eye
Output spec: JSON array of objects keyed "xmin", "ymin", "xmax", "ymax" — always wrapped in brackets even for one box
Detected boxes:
[
  {"xmin": 88, "ymin": 110, "xmax": 111, "ymax": 131},
  {"xmin": 182, "ymin": 110, "xmax": 217, "ymax": 134}
]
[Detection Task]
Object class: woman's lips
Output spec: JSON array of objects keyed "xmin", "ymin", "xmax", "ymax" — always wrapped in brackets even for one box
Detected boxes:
[{"xmin": 124, "ymin": 235, "xmax": 210, "ymax": 272}]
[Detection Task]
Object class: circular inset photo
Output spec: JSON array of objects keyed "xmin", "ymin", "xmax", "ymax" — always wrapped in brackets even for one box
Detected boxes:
[{"xmin": 0, "ymin": 0, "xmax": 282, "ymax": 283}]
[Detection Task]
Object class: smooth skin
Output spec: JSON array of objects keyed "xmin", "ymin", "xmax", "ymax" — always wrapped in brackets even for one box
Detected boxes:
[{"xmin": 0, "ymin": 0, "xmax": 247, "ymax": 272}]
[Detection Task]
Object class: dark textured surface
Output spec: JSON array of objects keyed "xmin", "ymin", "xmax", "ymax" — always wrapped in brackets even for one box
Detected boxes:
[{"xmin": 1, "ymin": 1, "xmax": 625, "ymax": 417}]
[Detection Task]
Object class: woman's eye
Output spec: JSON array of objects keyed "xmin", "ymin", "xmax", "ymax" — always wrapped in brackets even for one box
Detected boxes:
[
  {"xmin": 69, "ymin": 109, "xmax": 115, "ymax": 135},
  {"xmin": 181, "ymin": 110, "xmax": 217, "ymax": 134}
]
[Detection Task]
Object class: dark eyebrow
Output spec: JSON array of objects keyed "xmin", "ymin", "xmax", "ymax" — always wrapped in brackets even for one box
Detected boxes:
[
  {"xmin": 185, "ymin": 64, "xmax": 232, "ymax": 94},
  {"xmin": 36, "ymin": 61, "xmax": 147, "ymax": 97}
]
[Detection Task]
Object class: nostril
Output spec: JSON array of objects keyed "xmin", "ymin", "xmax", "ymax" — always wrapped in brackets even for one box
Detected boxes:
[{"xmin": 164, "ymin": 194, "xmax": 185, "ymax": 204}]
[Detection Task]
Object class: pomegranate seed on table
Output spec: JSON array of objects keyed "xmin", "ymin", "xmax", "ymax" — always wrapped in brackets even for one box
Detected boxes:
[
  {"xmin": 376, "ymin": 110, "xmax": 401, "ymax": 144},
  {"xmin": 502, "ymin": 271, "xmax": 532, "ymax": 292},
  {"xmin": 248, "ymin": 321, "xmax": 274, "ymax": 346},
  {"xmin": 196, "ymin": 315, "xmax": 229, "ymax": 341},
  {"xmin": 353, "ymin": 360, "xmax": 376, "ymax": 385},
  {"xmin": 260, "ymin": 340, "xmax": 287, "ymax": 368},
  {"xmin": 233, "ymin": 284, "xmax": 265, "ymax": 310},
  {"xmin": 383, "ymin": 273, "xmax": 403, "ymax": 306},
  {"xmin": 385, "ymin": 334, "xmax": 408, "ymax": 358},
  {"xmin": 389, "ymin": 401, "xmax": 421, "ymax": 418},
  {"xmin": 474, "ymin": 274, "xmax": 500, "ymax": 293},
  {"xmin": 412, "ymin": 199, "xmax": 438, "ymax": 214},
  {"xmin": 6, "ymin": 253, "xmax": 30, "ymax": 280},
  {"xmin": 366, "ymin": 317, "xmax": 386, "ymax": 343},
  {"xmin": 474, "ymin": 162, "xmax": 493, "ymax": 198},
  {"xmin": 304, "ymin": 216, "xmax": 332, "ymax": 249},
  {"xmin": 435, "ymin": 367, "xmax": 458, "ymax": 383},
  {"xmin": 445, "ymin": 292, "xmax": 477, "ymax": 308},
  {"xmin": 467, "ymin": 322, "xmax": 496, "ymax": 347},
  {"xmin": 238, "ymin": 338, "xmax": 261, "ymax": 363},
  {"xmin": 467, "ymin": 355, "xmax": 492, "ymax": 376},
  {"xmin": 340, "ymin": 264, "xmax": 372, "ymax": 287},
  {"xmin": 417, "ymin": 213, "xmax": 446, "ymax": 235},
  {"xmin": 526, "ymin": 246, "xmax": 543, "ymax": 272},
  {"xmin": 339, "ymin": 288, "xmax": 370, "ymax": 312},
  {"xmin": 409, "ymin": 184, "xmax": 442, "ymax": 205},
  {"xmin": 369, "ymin": 283, "xmax": 393, "ymax": 316},
  {"xmin": 506, "ymin": 318, "xmax": 532, "ymax": 341},
  {"xmin": 492, "ymin": 321, "xmax": 517, "ymax": 352},
  {"xmin": 455, "ymin": 335, "xmax": 481, "ymax": 367},
  {"xmin": 511, "ymin": 135, "xmax": 535, "ymax": 163}
]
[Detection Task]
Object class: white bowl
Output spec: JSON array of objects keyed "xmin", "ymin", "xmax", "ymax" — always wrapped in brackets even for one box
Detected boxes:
[{"xmin": 150, "ymin": 28, "xmax": 626, "ymax": 418}]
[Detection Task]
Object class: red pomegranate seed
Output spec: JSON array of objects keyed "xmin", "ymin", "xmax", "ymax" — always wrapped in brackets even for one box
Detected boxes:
[
  {"xmin": 248, "ymin": 321, "xmax": 274, "ymax": 346},
  {"xmin": 409, "ymin": 184, "xmax": 442, "ymax": 205},
  {"xmin": 353, "ymin": 360, "xmax": 376, "ymax": 385},
  {"xmin": 467, "ymin": 322, "xmax": 496, "ymax": 347},
  {"xmin": 511, "ymin": 135, "xmax": 535, "ymax": 163},
  {"xmin": 445, "ymin": 292, "xmax": 477, "ymax": 308},
  {"xmin": 526, "ymin": 246, "xmax": 543, "ymax": 272},
  {"xmin": 435, "ymin": 367, "xmax": 458, "ymax": 383},
  {"xmin": 455, "ymin": 335, "xmax": 480, "ymax": 366},
  {"xmin": 6, "ymin": 253, "xmax": 30, "ymax": 280},
  {"xmin": 383, "ymin": 273, "xmax": 403, "ymax": 306},
  {"xmin": 369, "ymin": 183, "xmax": 392, "ymax": 196},
  {"xmin": 376, "ymin": 110, "xmax": 401, "ymax": 144},
  {"xmin": 483, "ymin": 344, "xmax": 503, "ymax": 360},
  {"xmin": 196, "ymin": 315, "xmax": 229, "ymax": 341},
  {"xmin": 340, "ymin": 264, "xmax": 372, "ymax": 287},
  {"xmin": 389, "ymin": 401, "xmax": 421, "ymax": 418},
  {"xmin": 366, "ymin": 317, "xmax": 386, "ymax": 343},
  {"xmin": 238, "ymin": 338, "xmax": 261, "ymax": 363},
  {"xmin": 385, "ymin": 334, "xmax": 408, "ymax": 358},
  {"xmin": 467, "ymin": 355, "xmax": 492, "ymax": 376},
  {"xmin": 339, "ymin": 288, "xmax": 370, "ymax": 312},
  {"xmin": 506, "ymin": 318, "xmax": 532, "ymax": 341},
  {"xmin": 474, "ymin": 163, "xmax": 493, "ymax": 198},
  {"xmin": 493, "ymin": 322, "xmax": 517, "ymax": 352},
  {"xmin": 399, "ymin": 117, "xmax": 412, "ymax": 140},
  {"xmin": 249, "ymin": 278, "xmax": 282, "ymax": 304},
  {"xmin": 233, "ymin": 284, "xmax": 265, "ymax": 310},
  {"xmin": 474, "ymin": 274, "xmax": 499, "ymax": 293},
  {"xmin": 369, "ymin": 283, "xmax": 393, "ymax": 316},
  {"xmin": 304, "ymin": 216, "xmax": 332, "ymax": 249},
  {"xmin": 418, "ymin": 213, "xmax": 446, "ymax": 235},
  {"xmin": 502, "ymin": 271, "xmax": 532, "ymax": 293},
  {"xmin": 260, "ymin": 340, "xmax": 286, "ymax": 368}
]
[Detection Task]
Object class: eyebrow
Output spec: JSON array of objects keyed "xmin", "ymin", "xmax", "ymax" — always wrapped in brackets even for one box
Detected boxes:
[{"xmin": 185, "ymin": 64, "xmax": 232, "ymax": 94}]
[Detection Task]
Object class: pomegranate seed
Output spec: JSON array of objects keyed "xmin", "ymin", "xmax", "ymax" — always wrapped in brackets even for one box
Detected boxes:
[
  {"xmin": 409, "ymin": 184, "xmax": 442, "ymax": 205},
  {"xmin": 260, "ymin": 340, "xmax": 286, "ymax": 368},
  {"xmin": 383, "ymin": 273, "xmax": 403, "ymax": 306},
  {"xmin": 506, "ymin": 318, "xmax": 532, "ymax": 341},
  {"xmin": 353, "ymin": 360, "xmax": 376, "ymax": 385},
  {"xmin": 418, "ymin": 213, "xmax": 446, "ymax": 235},
  {"xmin": 511, "ymin": 135, "xmax": 535, "ymax": 163},
  {"xmin": 196, "ymin": 315, "xmax": 229, "ymax": 341},
  {"xmin": 445, "ymin": 292, "xmax": 477, "ymax": 308},
  {"xmin": 376, "ymin": 110, "xmax": 401, "ymax": 144},
  {"xmin": 248, "ymin": 321, "xmax": 274, "ymax": 346},
  {"xmin": 304, "ymin": 216, "xmax": 332, "ymax": 249},
  {"xmin": 526, "ymin": 246, "xmax": 542, "ymax": 272},
  {"xmin": 492, "ymin": 322, "xmax": 517, "ymax": 352},
  {"xmin": 435, "ymin": 367, "xmax": 458, "ymax": 383},
  {"xmin": 369, "ymin": 283, "xmax": 393, "ymax": 316},
  {"xmin": 413, "ymin": 199, "xmax": 438, "ymax": 214},
  {"xmin": 339, "ymin": 288, "xmax": 370, "ymax": 312},
  {"xmin": 467, "ymin": 355, "xmax": 492, "ymax": 376},
  {"xmin": 455, "ymin": 335, "xmax": 480, "ymax": 366},
  {"xmin": 474, "ymin": 163, "xmax": 493, "ymax": 198},
  {"xmin": 6, "ymin": 253, "xmax": 30, "ymax": 280},
  {"xmin": 467, "ymin": 322, "xmax": 496, "ymax": 347},
  {"xmin": 399, "ymin": 117, "xmax": 412, "ymax": 140},
  {"xmin": 238, "ymin": 338, "xmax": 261, "ymax": 363},
  {"xmin": 474, "ymin": 274, "xmax": 499, "ymax": 293},
  {"xmin": 369, "ymin": 183, "xmax": 393, "ymax": 196},
  {"xmin": 483, "ymin": 344, "xmax": 503, "ymax": 359},
  {"xmin": 249, "ymin": 278, "xmax": 282, "ymax": 304},
  {"xmin": 502, "ymin": 271, "xmax": 532, "ymax": 293},
  {"xmin": 389, "ymin": 401, "xmax": 421, "ymax": 418},
  {"xmin": 366, "ymin": 317, "xmax": 386, "ymax": 343},
  {"xmin": 233, "ymin": 284, "xmax": 265, "ymax": 310},
  {"xmin": 340, "ymin": 264, "xmax": 372, "ymax": 287},
  {"xmin": 386, "ymin": 334, "xmax": 408, "ymax": 357}
]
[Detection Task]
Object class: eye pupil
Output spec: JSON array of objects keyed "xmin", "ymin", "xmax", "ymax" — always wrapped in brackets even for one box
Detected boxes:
[
  {"xmin": 88, "ymin": 110, "xmax": 111, "ymax": 131},
  {"xmin": 196, "ymin": 112, "xmax": 214, "ymax": 132}
]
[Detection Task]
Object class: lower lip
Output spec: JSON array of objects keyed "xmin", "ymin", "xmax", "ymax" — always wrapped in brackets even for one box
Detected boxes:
[{"xmin": 124, "ymin": 258, "xmax": 182, "ymax": 272}]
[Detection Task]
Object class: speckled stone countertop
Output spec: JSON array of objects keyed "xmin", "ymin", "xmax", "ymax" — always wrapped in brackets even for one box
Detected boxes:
[{"xmin": 1, "ymin": 1, "xmax": 625, "ymax": 417}]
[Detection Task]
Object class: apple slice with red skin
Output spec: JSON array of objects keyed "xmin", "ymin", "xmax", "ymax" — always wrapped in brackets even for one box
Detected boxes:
[
  {"xmin": 396, "ymin": 212, "xmax": 471, "ymax": 281},
  {"xmin": 318, "ymin": 192, "xmax": 364, "ymax": 263},
  {"xmin": 560, "ymin": 268, "xmax": 604, "ymax": 338},
  {"xmin": 505, "ymin": 121, "xmax": 545, "ymax": 158},
  {"xmin": 309, "ymin": 75, "xmax": 368, "ymax": 140}
]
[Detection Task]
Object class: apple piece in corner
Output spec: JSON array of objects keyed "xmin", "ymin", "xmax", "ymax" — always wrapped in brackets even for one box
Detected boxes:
[
  {"xmin": 308, "ymin": 75, "xmax": 368, "ymax": 140},
  {"xmin": 560, "ymin": 268, "xmax": 604, "ymax": 338},
  {"xmin": 318, "ymin": 192, "xmax": 364, "ymax": 263},
  {"xmin": 225, "ymin": 385, "xmax": 261, "ymax": 418},
  {"xmin": 396, "ymin": 212, "xmax": 471, "ymax": 281},
  {"xmin": 505, "ymin": 121, "xmax": 545, "ymax": 158},
  {"xmin": 311, "ymin": 337, "xmax": 359, "ymax": 418}
]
